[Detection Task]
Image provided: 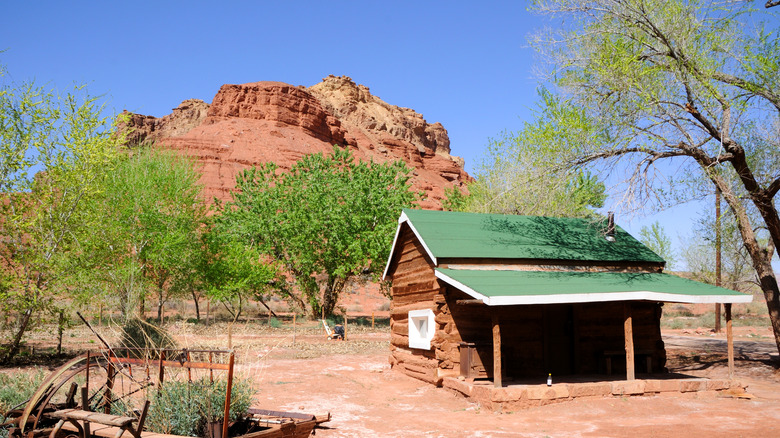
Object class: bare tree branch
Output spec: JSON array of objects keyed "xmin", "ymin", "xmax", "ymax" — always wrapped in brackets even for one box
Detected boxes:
[{"xmin": 712, "ymin": 71, "xmax": 780, "ymax": 112}]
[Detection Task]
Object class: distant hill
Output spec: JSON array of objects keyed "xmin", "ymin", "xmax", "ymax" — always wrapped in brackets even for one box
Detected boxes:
[{"xmin": 120, "ymin": 75, "xmax": 471, "ymax": 209}]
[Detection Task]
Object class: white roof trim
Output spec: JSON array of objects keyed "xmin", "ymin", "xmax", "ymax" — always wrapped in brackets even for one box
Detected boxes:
[
  {"xmin": 382, "ymin": 211, "xmax": 438, "ymax": 280},
  {"xmin": 434, "ymin": 270, "xmax": 753, "ymax": 306}
]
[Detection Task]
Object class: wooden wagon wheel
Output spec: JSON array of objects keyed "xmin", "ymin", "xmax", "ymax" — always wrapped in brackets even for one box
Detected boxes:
[{"xmin": 18, "ymin": 353, "xmax": 105, "ymax": 434}]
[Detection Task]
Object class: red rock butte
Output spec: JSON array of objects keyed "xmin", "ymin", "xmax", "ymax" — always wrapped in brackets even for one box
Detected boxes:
[{"xmin": 120, "ymin": 75, "xmax": 471, "ymax": 209}]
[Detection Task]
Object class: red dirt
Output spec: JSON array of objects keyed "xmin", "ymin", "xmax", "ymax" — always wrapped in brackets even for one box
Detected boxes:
[
  {"xmin": 4, "ymin": 323, "xmax": 779, "ymax": 437},
  {"xmin": 225, "ymin": 329, "xmax": 780, "ymax": 437}
]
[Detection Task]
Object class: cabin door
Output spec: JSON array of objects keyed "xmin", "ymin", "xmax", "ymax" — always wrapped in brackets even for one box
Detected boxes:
[{"xmin": 543, "ymin": 305, "xmax": 575, "ymax": 375}]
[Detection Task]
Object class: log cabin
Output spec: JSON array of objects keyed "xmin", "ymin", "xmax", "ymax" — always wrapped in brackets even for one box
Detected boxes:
[{"xmin": 382, "ymin": 209, "xmax": 752, "ymax": 387}]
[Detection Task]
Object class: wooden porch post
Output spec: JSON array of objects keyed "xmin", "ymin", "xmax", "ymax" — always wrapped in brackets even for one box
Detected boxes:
[
  {"xmin": 492, "ymin": 314, "xmax": 502, "ymax": 388},
  {"xmin": 624, "ymin": 302, "xmax": 635, "ymax": 381},
  {"xmin": 725, "ymin": 303, "xmax": 734, "ymax": 379}
]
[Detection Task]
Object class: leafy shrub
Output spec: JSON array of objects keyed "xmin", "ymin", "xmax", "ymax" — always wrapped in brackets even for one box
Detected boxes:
[
  {"xmin": 118, "ymin": 318, "xmax": 176, "ymax": 357},
  {"xmin": 268, "ymin": 317, "xmax": 281, "ymax": 329},
  {"xmin": 145, "ymin": 377, "xmax": 254, "ymax": 437},
  {"xmin": 0, "ymin": 369, "xmax": 47, "ymax": 438}
]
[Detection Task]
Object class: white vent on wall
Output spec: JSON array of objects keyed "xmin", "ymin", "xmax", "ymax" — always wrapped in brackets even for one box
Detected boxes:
[{"xmin": 408, "ymin": 309, "xmax": 435, "ymax": 350}]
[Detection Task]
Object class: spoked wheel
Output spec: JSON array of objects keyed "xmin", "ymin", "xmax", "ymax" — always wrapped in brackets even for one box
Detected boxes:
[{"xmin": 11, "ymin": 354, "xmax": 107, "ymax": 437}]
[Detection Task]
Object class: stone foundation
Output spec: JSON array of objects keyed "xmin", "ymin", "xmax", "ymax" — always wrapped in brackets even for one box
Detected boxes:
[{"xmin": 442, "ymin": 377, "xmax": 745, "ymax": 412}]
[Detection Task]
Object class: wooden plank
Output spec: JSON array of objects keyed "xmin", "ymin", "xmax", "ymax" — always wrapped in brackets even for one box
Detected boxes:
[
  {"xmin": 726, "ymin": 303, "xmax": 734, "ymax": 379},
  {"xmin": 456, "ymin": 299, "xmax": 485, "ymax": 305},
  {"xmin": 246, "ymin": 408, "xmax": 315, "ymax": 421},
  {"xmin": 59, "ymin": 422, "xmax": 181, "ymax": 438},
  {"xmin": 50, "ymin": 410, "xmax": 135, "ymax": 428},
  {"xmin": 624, "ymin": 302, "xmax": 635, "ymax": 381},
  {"xmin": 492, "ymin": 314, "xmax": 502, "ymax": 388}
]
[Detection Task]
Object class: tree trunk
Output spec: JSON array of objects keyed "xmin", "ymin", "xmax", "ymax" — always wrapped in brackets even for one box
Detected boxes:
[
  {"xmin": 256, "ymin": 295, "xmax": 278, "ymax": 318},
  {"xmin": 57, "ymin": 310, "xmax": 65, "ymax": 355},
  {"xmin": 191, "ymin": 290, "xmax": 200, "ymax": 321},
  {"xmin": 2, "ymin": 308, "xmax": 32, "ymax": 364},
  {"xmin": 322, "ymin": 283, "xmax": 337, "ymax": 318},
  {"xmin": 321, "ymin": 277, "xmax": 346, "ymax": 318},
  {"xmin": 157, "ymin": 291, "xmax": 164, "ymax": 324},
  {"xmin": 711, "ymin": 171, "xmax": 780, "ymax": 355}
]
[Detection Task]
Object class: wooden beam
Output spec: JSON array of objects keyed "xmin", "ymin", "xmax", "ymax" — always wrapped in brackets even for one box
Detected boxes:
[
  {"xmin": 456, "ymin": 299, "xmax": 485, "ymax": 305},
  {"xmin": 624, "ymin": 302, "xmax": 635, "ymax": 381},
  {"xmin": 492, "ymin": 314, "xmax": 502, "ymax": 388},
  {"xmin": 726, "ymin": 303, "xmax": 734, "ymax": 379}
]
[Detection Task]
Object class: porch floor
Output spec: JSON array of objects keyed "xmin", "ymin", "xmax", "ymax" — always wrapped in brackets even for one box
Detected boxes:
[{"xmin": 442, "ymin": 374, "xmax": 746, "ymax": 412}]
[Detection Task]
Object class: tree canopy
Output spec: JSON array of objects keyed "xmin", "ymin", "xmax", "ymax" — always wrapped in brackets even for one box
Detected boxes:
[
  {"xmin": 447, "ymin": 90, "xmax": 607, "ymax": 218},
  {"xmin": 219, "ymin": 146, "xmax": 418, "ymax": 317},
  {"xmin": 638, "ymin": 221, "xmax": 676, "ymax": 269},
  {"xmin": 529, "ymin": 0, "xmax": 780, "ymax": 352},
  {"xmin": 76, "ymin": 146, "xmax": 209, "ymax": 321},
  {"xmin": 0, "ymin": 67, "xmax": 123, "ymax": 363}
]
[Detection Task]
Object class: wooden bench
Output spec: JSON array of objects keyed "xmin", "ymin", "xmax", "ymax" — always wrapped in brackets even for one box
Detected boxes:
[
  {"xmin": 603, "ymin": 350, "xmax": 654, "ymax": 375},
  {"xmin": 49, "ymin": 401, "xmax": 149, "ymax": 438}
]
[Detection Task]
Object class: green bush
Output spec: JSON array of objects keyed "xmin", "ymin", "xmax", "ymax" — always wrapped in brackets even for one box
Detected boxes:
[
  {"xmin": 145, "ymin": 377, "xmax": 254, "ymax": 437},
  {"xmin": 0, "ymin": 369, "xmax": 47, "ymax": 438},
  {"xmin": 118, "ymin": 318, "xmax": 177, "ymax": 357}
]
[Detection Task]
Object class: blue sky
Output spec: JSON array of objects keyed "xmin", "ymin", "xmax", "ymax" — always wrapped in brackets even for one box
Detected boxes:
[{"xmin": 2, "ymin": 1, "xmax": 775, "ymax": 271}]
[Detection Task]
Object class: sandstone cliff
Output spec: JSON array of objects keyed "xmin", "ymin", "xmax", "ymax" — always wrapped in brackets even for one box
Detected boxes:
[{"xmin": 121, "ymin": 75, "xmax": 471, "ymax": 209}]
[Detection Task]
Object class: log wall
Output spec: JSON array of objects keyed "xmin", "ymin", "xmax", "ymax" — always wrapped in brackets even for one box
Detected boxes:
[{"xmin": 388, "ymin": 225, "xmax": 443, "ymax": 385}]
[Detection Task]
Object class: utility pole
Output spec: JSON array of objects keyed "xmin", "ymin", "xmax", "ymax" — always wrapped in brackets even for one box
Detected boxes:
[{"xmin": 715, "ymin": 187, "xmax": 722, "ymax": 333}]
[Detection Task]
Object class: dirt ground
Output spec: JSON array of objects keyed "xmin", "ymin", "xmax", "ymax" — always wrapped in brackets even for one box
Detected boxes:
[
  {"xmin": 229, "ymin": 331, "xmax": 780, "ymax": 438},
  {"xmin": 4, "ymin": 321, "xmax": 780, "ymax": 438}
]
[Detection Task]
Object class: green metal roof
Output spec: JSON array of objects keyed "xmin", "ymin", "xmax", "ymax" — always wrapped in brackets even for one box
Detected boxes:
[
  {"xmin": 399, "ymin": 209, "xmax": 664, "ymax": 264},
  {"xmin": 435, "ymin": 268, "xmax": 752, "ymax": 305}
]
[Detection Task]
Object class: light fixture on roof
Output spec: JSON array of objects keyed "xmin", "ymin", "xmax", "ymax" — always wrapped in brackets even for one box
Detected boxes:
[{"xmin": 606, "ymin": 211, "xmax": 616, "ymax": 242}]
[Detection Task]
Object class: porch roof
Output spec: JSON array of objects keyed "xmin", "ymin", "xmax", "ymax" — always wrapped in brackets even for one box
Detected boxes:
[{"xmin": 434, "ymin": 268, "xmax": 752, "ymax": 306}]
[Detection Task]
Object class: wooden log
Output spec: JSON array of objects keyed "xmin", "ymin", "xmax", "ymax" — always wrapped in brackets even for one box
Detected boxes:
[
  {"xmin": 400, "ymin": 363, "xmax": 439, "ymax": 385},
  {"xmin": 394, "ymin": 253, "xmax": 433, "ymax": 269},
  {"xmin": 492, "ymin": 314, "xmax": 502, "ymax": 388},
  {"xmin": 456, "ymin": 299, "xmax": 485, "ymax": 305},
  {"xmin": 393, "ymin": 292, "xmax": 439, "ymax": 307},
  {"xmin": 435, "ymin": 348, "xmax": 460, "ymax": 363},
  {"xmin": 726, "ymin": 303, "xmax": 734, "ymax": 379},
  {"xmin": 393, "ymin": 281, "xmax": 438, "ymax": 295},
  {"xmin": 390, "ymin": 333, "xmax": 409, "ymax": 347},
  {"xmin": 390, "ymin": 302, "xmax": 436, "ymax": 317},
  {"xmin": 392, "ymin": 321, "xmax": 409, "ymax": 333},
  {"xmin": 624, "ymin": 302, "xmax": 635, "ymax": 381},
  {"xmin": 393, "ymin": 347, "xmax": 438, "ymax": 362},
  {"xmin": 392, "ymin": 270, "xmax": 437, "ymax": 286},
  {"xmin": 393, "ymin": 257, "xmax": 433, "ymax": 278},
  {"xmin": 434, "ymin": 312, "xmax": 453, "ymax": 325}
]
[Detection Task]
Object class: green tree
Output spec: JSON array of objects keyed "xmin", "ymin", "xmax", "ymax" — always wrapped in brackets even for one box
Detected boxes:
[
  {"xmin": 219, "ymin": 146, "xmax": 417, "ymax": 318},
  {"xmin": 75, "ymin": 146, "xmax": 208, "ymax": 321},
  {"xmin": 529, "ymin": 0, "xmax": 780, "ymax": 352},
  {"xmin": 0, "ymin": 68, "xmax": 122, "ymax": 363},
  {"xmin": 639, "ymin": 221, "xmax": 676, "ymax": 269},
  {"xmin": 201, "ymin": 227, "xmax": 280, "ymax": 321},
  {"xmin": 451, "ymin": 90, "xmax": 606, "ymax": 218},
  {"xmin": 681, "ymin": 210, "xmax": 755, "ymax": 292}
]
